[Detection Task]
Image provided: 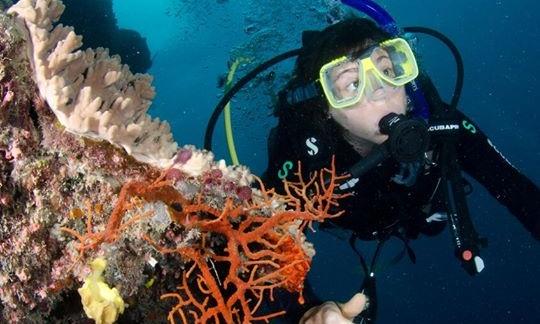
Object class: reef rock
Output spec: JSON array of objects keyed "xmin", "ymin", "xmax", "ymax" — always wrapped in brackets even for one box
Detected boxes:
[{"xmin": 0, "ymin": 1, "xmax": 346, "ymax": 323}]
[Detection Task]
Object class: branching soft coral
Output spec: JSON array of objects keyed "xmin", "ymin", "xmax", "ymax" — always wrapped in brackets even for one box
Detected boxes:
[{"xmin": 61, "ymin": 157, "xmax": 349, "ymax": 323}]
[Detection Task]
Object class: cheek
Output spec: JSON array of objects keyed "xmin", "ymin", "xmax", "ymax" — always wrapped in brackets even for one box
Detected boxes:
[
  {"xmin": 389, "ymin": 88, "xmax": 407, "ymax": 114},
  {"xmin": 332, "ymin": 109, "xmax": 372, "ymax": 134}
]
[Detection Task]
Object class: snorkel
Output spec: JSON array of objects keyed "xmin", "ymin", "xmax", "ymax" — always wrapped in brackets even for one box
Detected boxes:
[{"xmin": 342, "ymin": 0, "xmax": 399, "ymax": 34}]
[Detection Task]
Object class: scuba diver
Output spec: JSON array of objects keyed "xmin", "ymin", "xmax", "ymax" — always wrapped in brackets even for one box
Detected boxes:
[
  {"xmin": 204, "ymin": 0, "xmax": 540, "ymax": 322},
  {"xmin": 261, "ymin": 17, "xmax": 540, "ymax": 324},
  {"xmin": 263, "ymin": 18, "xmax": 540, "ymax": 323}
]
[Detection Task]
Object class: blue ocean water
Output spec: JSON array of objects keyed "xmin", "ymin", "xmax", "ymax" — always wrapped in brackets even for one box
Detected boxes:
[{"xmin": 110, "ymin": 0, "xmax": 539, "ymax": 323}]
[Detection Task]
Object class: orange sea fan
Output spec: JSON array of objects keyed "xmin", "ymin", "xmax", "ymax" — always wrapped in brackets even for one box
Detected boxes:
[{"xmin": 61, "ymin": 157, "xmax": 349, "ymax": 323}]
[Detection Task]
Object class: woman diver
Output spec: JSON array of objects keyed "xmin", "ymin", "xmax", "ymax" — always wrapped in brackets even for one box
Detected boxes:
[
  {"xmin": 204, "ymin": 1, "xmax": 540, "ymax": 322},
  {"xmin": 260, "ymin": 16, "xmax": 540, "ymax": 324}
]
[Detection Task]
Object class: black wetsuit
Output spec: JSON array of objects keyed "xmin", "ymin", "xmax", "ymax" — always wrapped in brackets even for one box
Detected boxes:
[
  {"xmin": 264, "ymin": 108, "xmax": 540, "ymax": 241},
  {"xmin": 261, "ymin": 78, "xmax": 540, "ymax": 321}
]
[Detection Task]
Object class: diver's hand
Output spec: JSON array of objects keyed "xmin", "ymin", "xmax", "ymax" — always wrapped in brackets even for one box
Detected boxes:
[{"xmin": 299, "ymin": 293, "xmax": 367, "ymax": 324}]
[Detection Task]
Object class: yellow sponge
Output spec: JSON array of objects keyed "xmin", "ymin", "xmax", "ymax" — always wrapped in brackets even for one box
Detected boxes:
[{"xmin": 78, "ymin": 258, "xmax": 125, "ymax": 324}]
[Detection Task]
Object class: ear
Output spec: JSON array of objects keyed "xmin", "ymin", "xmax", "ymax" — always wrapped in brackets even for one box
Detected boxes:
[{"xmin": 301, "ymin": 30, "xmax": 322, "ymax": 47}]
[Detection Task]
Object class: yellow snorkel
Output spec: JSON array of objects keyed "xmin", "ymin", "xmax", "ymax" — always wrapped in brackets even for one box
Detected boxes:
[
  {"xmin": 223, "ymin": 57, "xmax": 250, "ymax": 165},
  {"xmin": 223, "ymin": 59, "xmax": 240, "ymax": 165}
]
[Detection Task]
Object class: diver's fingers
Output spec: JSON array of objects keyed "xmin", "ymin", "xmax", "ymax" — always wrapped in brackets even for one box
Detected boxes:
[
  {"xmin": 338, "ymin": 293, "xmax": 368, "ymax": 320},
  {"xmin": 300, "ymin": 301, "xmax": 352, "ymax": 324}
]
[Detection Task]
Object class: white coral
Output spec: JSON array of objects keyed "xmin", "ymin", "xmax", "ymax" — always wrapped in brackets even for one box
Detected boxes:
[
  {"xmin": 171, "ymin": 145, "xmax": 254, "ymax": 186},
  {"xmin": 8, "ymin": 0, "xmax": 178, "ymax": 168}
]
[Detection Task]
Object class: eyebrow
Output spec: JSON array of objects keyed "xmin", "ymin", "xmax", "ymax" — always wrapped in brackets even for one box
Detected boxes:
[
  {"xmin": 375, "ymin": 54, "xmax": 391, "ymax": 63},
  {"xmin": 331, "ymin": 52, "xmax": 392, "ymax": 82},
  {"xmin": 333, "ymin": 66, "xmax": 358, "ymax": 82}
]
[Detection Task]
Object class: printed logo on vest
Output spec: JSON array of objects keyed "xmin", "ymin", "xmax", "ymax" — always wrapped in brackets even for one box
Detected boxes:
[
  {"xmin": 462, "ymin": 120, "xmax": 477, "ymax": 134},
  {"xmin": 306, "ymin": 137, "xmax": 319, "ymax": 156},
  {"xmin": 278, "ymin": 160, "xmax": 294, "ymax": 180}
]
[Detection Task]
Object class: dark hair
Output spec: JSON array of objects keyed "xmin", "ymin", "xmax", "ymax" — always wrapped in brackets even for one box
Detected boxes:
[
  {"xmin": 296, "ymin": 18, "xmax": 391, "ymax": 84},
  {"xmin": 274, "ymin": 18, "xmax": 392, "ymax": 146}
]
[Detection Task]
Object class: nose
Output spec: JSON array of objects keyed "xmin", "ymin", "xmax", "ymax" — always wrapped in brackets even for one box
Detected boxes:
[
  {"xmin": 370, "ymin": 88, "xmax": 386, "ymax": 100},
  {"xmin": 365, "ymin": 70, "xmax": 387, "ymax": 101}
]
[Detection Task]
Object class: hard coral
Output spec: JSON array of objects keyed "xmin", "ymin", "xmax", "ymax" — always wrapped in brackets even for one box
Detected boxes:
[{"xmin": 8, "ymin": 0, "xmax": 178, "ymax": 168}]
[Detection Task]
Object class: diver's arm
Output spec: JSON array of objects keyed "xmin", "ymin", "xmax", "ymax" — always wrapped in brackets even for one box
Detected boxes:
[{"xmin": 455, "ymin": 111, "xmax": 540, "ymax": 240}]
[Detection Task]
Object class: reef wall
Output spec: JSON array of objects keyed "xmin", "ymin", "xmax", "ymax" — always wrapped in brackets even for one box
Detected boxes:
[{"xmin": 0, "ymin": 0, "xmax": 345, "ymax": 322}]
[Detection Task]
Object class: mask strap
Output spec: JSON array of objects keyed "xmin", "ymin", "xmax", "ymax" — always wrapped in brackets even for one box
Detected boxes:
[{"xmin": 284, "ymin": 82, "xmax": 321, "ymax": 106}]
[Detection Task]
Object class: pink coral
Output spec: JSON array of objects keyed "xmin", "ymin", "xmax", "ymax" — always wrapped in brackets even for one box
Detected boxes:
[{"xmin": 173, "ymin": 148, "xmax": 192, "ymax": 164}]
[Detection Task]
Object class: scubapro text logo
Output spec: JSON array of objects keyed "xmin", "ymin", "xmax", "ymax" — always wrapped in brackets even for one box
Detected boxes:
[{"xmin": 428, "ymin": 124, "xmax": 459, "ymax": 132}]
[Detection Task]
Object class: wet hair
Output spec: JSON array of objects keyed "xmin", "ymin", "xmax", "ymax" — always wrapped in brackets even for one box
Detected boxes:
[{"xmin": 274, "ymin": 18, "xmax": 392, "ymax": 145}]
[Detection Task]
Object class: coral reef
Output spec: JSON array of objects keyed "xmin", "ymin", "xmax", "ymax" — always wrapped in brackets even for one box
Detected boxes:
[
  {"xmin": 1, "ymin": 0, "xmax": 153, "ymax": 74},
  {"xmin": 59, "ymin": 157, "xmax": 346, "ymax": 323},
  {"xmin": 78, "ymin": 258, "xmax": 126, "ymax": 324},
  {"xmin": 8, "ymin": 0, "xmax": 176, "ymax": 169},
  {"xmin": 0, "ymin": 0, "xmax": 348, "ymax": 323}
]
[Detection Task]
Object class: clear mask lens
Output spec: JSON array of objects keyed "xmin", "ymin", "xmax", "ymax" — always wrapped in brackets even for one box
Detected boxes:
[
  {"xmin": 364, "ymin": 69, "xmax": 400, "ymax": 101},
  {"xmin": 319, "ymin": 38, "xmax": 419, "ymax": 109}
]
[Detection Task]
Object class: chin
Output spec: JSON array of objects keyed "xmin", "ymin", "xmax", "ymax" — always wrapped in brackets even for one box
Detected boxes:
[{"xmin": 373, "ymin": 135, "xmax": 388, "ymax": 145}]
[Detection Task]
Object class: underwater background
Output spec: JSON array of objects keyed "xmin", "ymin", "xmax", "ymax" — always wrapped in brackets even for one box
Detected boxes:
[{"xmin": 78, "ymin": 0, "xmax": 539, "ymax": 323}]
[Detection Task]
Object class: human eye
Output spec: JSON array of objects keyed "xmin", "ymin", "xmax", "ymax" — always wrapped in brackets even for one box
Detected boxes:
[
  {"xmin": 346, "ymin": 80, "xmax": 359, "ymax": 92},
  {"xmin": 375, "ymin": 55, "xmax": 396, "ymax": 78},
  {"xmin": 335, "ymin": 68, "xmax": 359, "ymax": 93},
  {"xmin": 382, "ymin": 67, "xmax": 396, "ymax": 77}
]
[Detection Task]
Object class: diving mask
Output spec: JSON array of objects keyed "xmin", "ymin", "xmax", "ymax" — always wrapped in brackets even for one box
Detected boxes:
[{"xmin": 319, "ymin": 37, "xmax": 419, "ymax": 109}]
